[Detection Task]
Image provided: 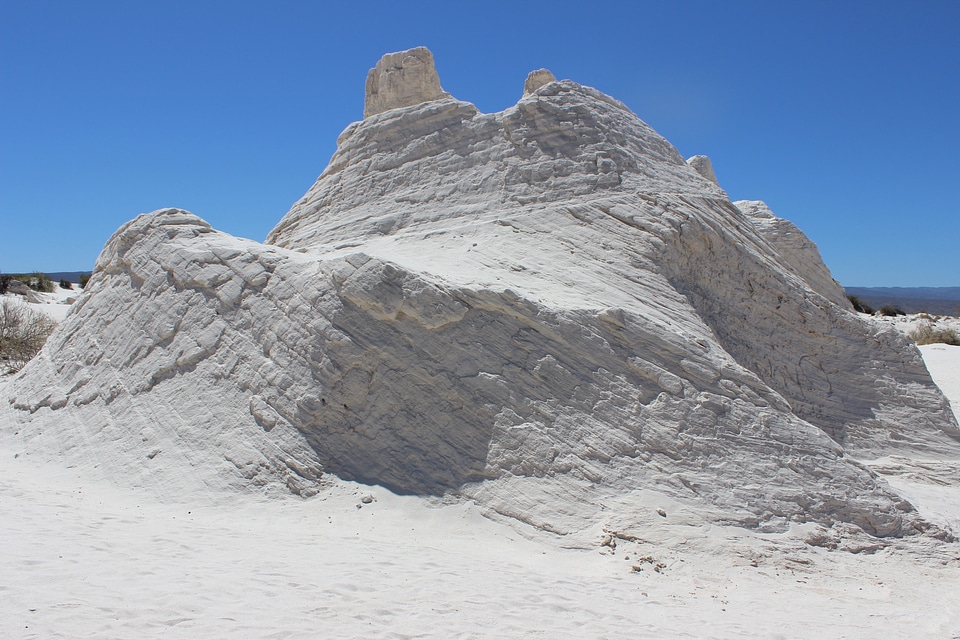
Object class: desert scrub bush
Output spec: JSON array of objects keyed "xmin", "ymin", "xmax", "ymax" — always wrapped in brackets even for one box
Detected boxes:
[
  {"xmin": 879, "ymin": 305, "xmax": 906, "ymax": 317},
  {"xmin": 59, "ymin": 279, "xmax": 73, "ymax": 290},
  {"xmin": 0, "ymin": 274, "xmax": 10, "ymax": 295},
  {"xmin": 0, "ymin": 299, "xmax": 58, "ymax": 374},
  {"xmin": 14, "ymin": 272, "xmax": 53, "ymax": 293},
  {"xmin": 910, "ymin": 324, "xmax": 960, "ymax": 346},
  {"xmin": 79, "ymin": 273, "xmax": 91, "ymax": 289},
  {"xmin": 32, "ymin": 272, "xmax": 54, "ymax": 293},
  {"xmin": 846, "ymin": 295, "xmax": 874, "ymax": 314}
]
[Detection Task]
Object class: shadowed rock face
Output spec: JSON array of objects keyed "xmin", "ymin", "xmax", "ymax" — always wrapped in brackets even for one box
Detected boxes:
[{"xmin": 3, "ymin": 48, "xmax": 958, "ymax": 540}]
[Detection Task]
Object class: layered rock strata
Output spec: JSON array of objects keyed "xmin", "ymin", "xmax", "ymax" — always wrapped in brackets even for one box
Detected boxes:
[{"xmin": 4, "ymin": 48, "xmax": 958, "ymax": 541}]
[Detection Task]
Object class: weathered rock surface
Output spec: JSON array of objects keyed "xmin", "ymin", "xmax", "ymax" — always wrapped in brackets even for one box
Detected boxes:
[
  {"xmin": 364, "ymin": 46, "xmax": 451, "ymax": 118},
  {"xmin": 3, "ymin": 47, "xmax": 959, "ymax": 541},
  {"xmin": 687, "ymin": 154, "xmax": 719, "ymax": 185},
  {"xmin": 734, "ymin": 199, "xmax": 849, "ymax": 308},
  {"xmin": 523, "ymin": 68, "xmax": 557, "ymax": 95}
]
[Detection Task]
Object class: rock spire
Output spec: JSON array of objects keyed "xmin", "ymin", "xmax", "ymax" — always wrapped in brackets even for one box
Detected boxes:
[
  {"xmin": 523, "ymin": 68, "xmax": 557, "ymax": 95},
  {"xmin": 363, "ymin": 46, "xmax": 451, "ymax": 118}
]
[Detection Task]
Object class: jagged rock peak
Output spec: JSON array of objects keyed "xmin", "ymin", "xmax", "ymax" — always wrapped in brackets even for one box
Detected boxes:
[
  {"xmin": 363, "ymin": 46, "xmax": 452, "ymax": 118},
  {"xmin": 523, "ymin": 68, "xmax": 557, "ymax": 95},
  {"xmin": 687, "ymin": 154, "xmax": 719, "ymax": 185}
]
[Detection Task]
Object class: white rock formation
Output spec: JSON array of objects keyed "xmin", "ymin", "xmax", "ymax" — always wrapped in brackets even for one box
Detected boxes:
[
  {"xmin": 734, "ymin": 199, "xmax": 850, "ymax": 308},
  {"xmin": 3, "ymin": 47, "xmax": 959, "ymax": 541},
  {"xmin": 523, "ymin": 68, "xmax": 557, "ymax": 95},
  {"xmin": 687, "ymin": 154, "xmax": 719, "ymax": 185},
  {"xmin": 364, "ymin": 46, "xmax": 451, "ymax": 118}
]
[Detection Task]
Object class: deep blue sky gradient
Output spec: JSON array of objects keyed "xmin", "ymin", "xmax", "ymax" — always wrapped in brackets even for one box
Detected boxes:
[{"xmin": 2, "ymin": 1, "xmax": 958, "ymax": 286}]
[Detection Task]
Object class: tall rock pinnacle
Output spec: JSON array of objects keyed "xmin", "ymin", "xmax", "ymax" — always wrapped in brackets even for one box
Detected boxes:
[{"xmin": 363, "ymin": 47, "xmax": 451, "ymax": 118}]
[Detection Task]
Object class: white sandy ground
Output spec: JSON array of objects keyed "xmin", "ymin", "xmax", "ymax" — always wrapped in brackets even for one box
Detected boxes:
[
  {"xmin": 3, "ymin": 284, "xmax": 81, "ymax": 322},
  {"xmin": 2, "ymin": 301, "xmax": 960, "ymax": 639}
]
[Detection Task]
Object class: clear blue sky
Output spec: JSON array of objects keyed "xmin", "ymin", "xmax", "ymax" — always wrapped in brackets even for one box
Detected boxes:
[{"xmin": 2, "ymin": 1, "xmax": 957, "ymax": 286}]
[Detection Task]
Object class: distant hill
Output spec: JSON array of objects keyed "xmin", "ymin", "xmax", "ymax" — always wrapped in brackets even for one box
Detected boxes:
[
  {"xmin": 844, "ymin": 287, "xmax": 960, "ymax": 316},
  {"xmin": 44, "ymin": 271, "xmax": 92, "ymax": 283}
]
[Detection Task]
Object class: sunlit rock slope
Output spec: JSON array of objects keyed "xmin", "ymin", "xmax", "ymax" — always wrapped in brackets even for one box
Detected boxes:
[{"xmin": 4, "ymin": 48, "xmax": 959, "ymax": 540}]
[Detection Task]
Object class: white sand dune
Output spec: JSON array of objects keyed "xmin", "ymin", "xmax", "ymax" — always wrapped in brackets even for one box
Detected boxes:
[{"xmin": 4, "ymin": 283, "xmax": 80, "ymax": 322}]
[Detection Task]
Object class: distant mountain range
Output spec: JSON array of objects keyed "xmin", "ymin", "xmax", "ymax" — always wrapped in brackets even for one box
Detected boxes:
[{"xmin": 844, "ymin": 287, "xmax": 960, "ymax": 315}]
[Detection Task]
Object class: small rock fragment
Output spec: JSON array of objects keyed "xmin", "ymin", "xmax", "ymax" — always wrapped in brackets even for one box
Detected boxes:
[{"xmin": 523, "ymin": 68, "xmax": 557, "ymax": 95}]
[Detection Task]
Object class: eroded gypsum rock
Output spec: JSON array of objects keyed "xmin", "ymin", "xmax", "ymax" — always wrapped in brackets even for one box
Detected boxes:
[
  {"xmin": 2, "ymin": 208, "xmax": 929, "ymax": 539},
  {"xmin": 364, "ymin": 46, "xmax": 451, "ymax": 118},
  {"xmin": 734, "ymin": 199, "xmax": 850, "ymax": 308},
  {"xmin": 4, "ymin": 47, "xmax": 959, "ymax": 541},
  {"xmin": 687, "ymin": 154, "xmax": 719, "ymax": 185},
  {"xmin": 272, "ymin": 49, "xmax": 959, "ymax": 461},
  {"xmin": 523, "ymin": 68, "xmax": 557, "ymax": 95}
]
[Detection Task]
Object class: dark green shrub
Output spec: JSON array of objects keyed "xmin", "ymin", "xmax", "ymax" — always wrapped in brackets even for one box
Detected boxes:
[
  {"xmin": 0, "ymin": 275, "xmax": 10, "ymax": 295},
  {"xmin": 846, "ymin": 294, "xmax": 874, "ymax": 315},
  {"xmin": 79, "ymin": 273, "xmax": 91, "ymax": 289},
  {"xmin": 879, "ymin": 305, "xmax": 905, "ymax": 317},
  {"xmin": 59, "ymin": 279, "xmax": 73, "ymax": 290}
]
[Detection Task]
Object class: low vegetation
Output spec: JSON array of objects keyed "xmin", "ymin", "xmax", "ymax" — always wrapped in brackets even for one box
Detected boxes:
[
  {"xmin": 846, "ymin": 294, "xmax": 874, "ymax": 315},
  {"xmin": 0, "ymin": 299, "xmax": 58, "ymax": 374},
  {"xmin": 910, "ymin": 324, "xmax": 960, "ymax": 347}
]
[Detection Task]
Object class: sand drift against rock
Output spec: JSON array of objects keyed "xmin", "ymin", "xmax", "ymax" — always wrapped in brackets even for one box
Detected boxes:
[{"xmin": 2, "ymin": 48, "xmax": 959, "ymax": 544}]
